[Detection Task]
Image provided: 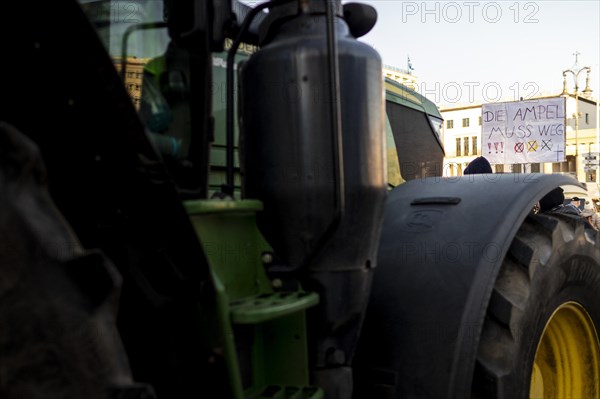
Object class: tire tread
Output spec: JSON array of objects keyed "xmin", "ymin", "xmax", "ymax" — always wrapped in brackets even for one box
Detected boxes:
[{"xmin": 472, "ymin": 212, "xmax": 597, "ymax": 398}]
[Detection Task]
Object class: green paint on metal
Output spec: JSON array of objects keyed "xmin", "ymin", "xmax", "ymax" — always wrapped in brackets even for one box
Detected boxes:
[
  {"xmin": 385, "ymin": 115, "xmax": 404, "ymax": 187},
  {"xmin": 245, "ymin": 312, "xmax": 323, "ymax": 398},
  {"xmin": 186, "ymin": 199, "xmax": 271, "ymax": 301},
  {"xmin": 384, "ymin": 77, "xmax": 442, "ymax": 119},
  {"xmin": 210, "ymin": 270, "xmax": 246, "ymax": 399},
  {"xmin": 209, "ymin": 51, "xmax": 248, "ymax": 198},
  {"xmin": 185, "ymin": 199, "xmax": 262, "ymax": 214},
  {"xmin": 186, "ymin": 199, "xmax": 320, "ymax": 397},
  {"xmin": 254, "ymin": 385, "xmax": 324, "ymax": 399},
  {"xmin": 187, "ymin": 199, "xmax": 271, "ymax": 398},
  {"xmin": 230, "ymin": 292, "xmax": 319, "ymax": 324},
  {"xmin": 210, "ymin": 146, "xmax": 241, "ymax": 168}
]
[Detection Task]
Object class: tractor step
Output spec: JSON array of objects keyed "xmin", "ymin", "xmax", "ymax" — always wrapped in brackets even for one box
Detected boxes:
[
  {"xmin": 230, "ymin": 292, "xmax": 319, "ymax": 324},
  {"xmin": 252, "ymin": 385, "xmax": 323, "ymax": 399}
]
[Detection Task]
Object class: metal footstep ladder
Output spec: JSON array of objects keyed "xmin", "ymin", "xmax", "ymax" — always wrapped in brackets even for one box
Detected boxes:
[{"xmin": 186, "ymin": 200, "xmax": 322, "ymax": 399}]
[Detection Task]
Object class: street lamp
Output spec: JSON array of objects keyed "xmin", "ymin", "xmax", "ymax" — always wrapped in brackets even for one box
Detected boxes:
[{"xmin": 562, "ymin": 60, "xmax": 592, "ymax": 181}]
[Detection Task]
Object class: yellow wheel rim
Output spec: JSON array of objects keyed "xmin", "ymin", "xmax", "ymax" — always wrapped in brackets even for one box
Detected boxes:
[{"xmin": 530, "ymin": 302, "xmax": 600, "ymax": 398}]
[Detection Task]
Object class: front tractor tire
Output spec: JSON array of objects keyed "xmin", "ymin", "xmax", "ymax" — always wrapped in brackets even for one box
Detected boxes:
[{"xmin": 473, "ymin": 212, "xmax": 600, "ymax": 398}]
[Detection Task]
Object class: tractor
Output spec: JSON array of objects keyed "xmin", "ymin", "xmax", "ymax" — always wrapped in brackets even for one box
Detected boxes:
[{"xmin": 1, "ymin": 0, "xmax": 599, "ymax": 398}]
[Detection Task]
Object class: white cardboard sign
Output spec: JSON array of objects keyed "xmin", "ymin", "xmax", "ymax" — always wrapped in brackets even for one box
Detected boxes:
[{"xmin": 482, "ymin": 97, "xmax": 566, "ymax": 164}]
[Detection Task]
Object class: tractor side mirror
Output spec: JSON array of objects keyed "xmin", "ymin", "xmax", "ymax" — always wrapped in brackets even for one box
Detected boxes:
[{"xmin": 343, "ymin": 3, "xmax": 377, "ymax": 38}]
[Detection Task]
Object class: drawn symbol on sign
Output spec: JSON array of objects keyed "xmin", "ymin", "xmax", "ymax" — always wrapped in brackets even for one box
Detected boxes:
[
  {"xmin": 541, "ymin": 140, "xmax": 552, "ymax": 151},
  {"xmin": 555, "ymin": 148, "xmax": 564, "ymax": 162},
  {"xmin": 527, "ymin": 140, "xmax": 538, "ymax": 153},
  {"xmin": 488, "ymin": 143, "xmax": 492, "ymax": 154},
  {"xmin": 514, "ymin": 142, "xmax": 525, "ymax": 153}
]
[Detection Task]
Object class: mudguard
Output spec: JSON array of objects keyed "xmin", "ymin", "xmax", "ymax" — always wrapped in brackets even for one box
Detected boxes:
[{"xmin": 353, "ymin": 173, "xmax": 582, "ymax": 399}]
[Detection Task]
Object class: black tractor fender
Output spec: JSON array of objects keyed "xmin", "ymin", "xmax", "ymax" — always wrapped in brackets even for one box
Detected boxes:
[{"xmin": 354, "ymin": 173, "xmax": 583, "ymax": 399}]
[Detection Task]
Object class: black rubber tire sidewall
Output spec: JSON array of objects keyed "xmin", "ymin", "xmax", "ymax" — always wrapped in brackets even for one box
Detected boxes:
[{"xmin": 474, "ymin": 216, "xmax": 600, "ymax": 398}]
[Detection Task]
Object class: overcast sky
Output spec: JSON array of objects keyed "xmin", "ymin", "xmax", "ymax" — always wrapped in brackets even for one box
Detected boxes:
[{"xmin": 358, "ymin": 0, "xmax": 600, "ymax": 106}]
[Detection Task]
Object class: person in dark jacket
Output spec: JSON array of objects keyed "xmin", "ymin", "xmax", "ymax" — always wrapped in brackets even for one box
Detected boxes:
[
  {"xmin": 464, "ymin": 156, "xmax": 493, "ymax": 174},
  {"xmin": 538, "ymin": 187, "xmax": 581, "ymax": 216},
  {"xmin": 539, "ymin": 187, "xmax": 565, "ymax": 213},
  {"xmin": 567, "ymin": 197, "xmax": 583, "ymax": 214}
]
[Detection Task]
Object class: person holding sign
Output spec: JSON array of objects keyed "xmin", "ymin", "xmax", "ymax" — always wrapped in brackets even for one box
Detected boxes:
[{"xmin": 464, "ymin": 156, "xmax": 493, "ymax": 175}]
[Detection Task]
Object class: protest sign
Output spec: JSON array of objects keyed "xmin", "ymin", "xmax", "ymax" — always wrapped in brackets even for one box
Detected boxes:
[{"xmin": 482, "ymin": 97, "xmax": 566, "ymax": 164}]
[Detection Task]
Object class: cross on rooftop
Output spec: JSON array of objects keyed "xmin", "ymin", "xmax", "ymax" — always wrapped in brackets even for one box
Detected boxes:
[{"xmin": 573, "ymin": 50, "xmax": 581, "ymax": 67}]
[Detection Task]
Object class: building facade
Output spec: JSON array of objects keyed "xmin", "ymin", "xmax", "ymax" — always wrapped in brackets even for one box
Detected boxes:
[{"xmin": 383, "ymin": 64, "xmax": 417, "ymax": 90}]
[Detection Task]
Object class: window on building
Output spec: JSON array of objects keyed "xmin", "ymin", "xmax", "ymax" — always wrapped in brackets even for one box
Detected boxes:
[
  {"xmin": 552, "ymin": 156, "xmax": 576, "ymax": 174},
  {"xmin": 462, "ymin": 118, "xmax": 470, "ymax": 127},
  {"xmin": 472, "ymin": 137, "xmax": 478, "ymax": 155},
  {"xmin": 495, "ymin": 164, "xmax": 504, "ymax": 173},
  {"xmin": 457, "ymin": 163, "xmax": 463, "ymax": 176},
  {"xmin": 464, "ymin": 137, "xmax": 469, "ymax": 156},
  {"xmin": 478, "ymin": 116, "xmax": 482, "ymax": 126},
  {"xmin": 552, "ymin": 162, "xmax": 561, "ymax": 173},
  {"xmin": 531, "ymin": 163, "xmax": 541, "ymax": 173},
  {"xmin": 447, "ymin": 120, "xmax": 454, "ymax": 129},
  {"xmin": 586, "ymin": 169, "xmax": 596, "ymax": 183},
  {"xmin": 586, "ymin": 113, "xmax": 590, "ymax": 124},
  {"xmin": 512, "ymin": 164, "xmax": 522, "ymax": 173},
  {"xmin": 456, "ymin": 138, "xmax": 461, "ymax": 156},
  {"xmin": 567, "ymin": 155, "xmax": 576, "ymax": 173},
  {"xmin": 448, "ymin": 163, "xmax": 455, "ymax": 176}
]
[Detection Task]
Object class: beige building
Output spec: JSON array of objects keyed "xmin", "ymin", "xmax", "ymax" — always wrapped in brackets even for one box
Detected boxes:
[
  {"xmin": 113, "ymin": 57, "xmax": 149, "ymax": 110},
  {"xmin": 383, "ymin": 64, "xmax": 417, "ymax": 90},
  {"xmin": 441, "ymin": 94, "xmax": 600, "ymax": 197}
]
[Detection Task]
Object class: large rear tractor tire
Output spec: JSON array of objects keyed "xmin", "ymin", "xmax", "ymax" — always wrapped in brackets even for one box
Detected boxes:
[
  {"xmin": 473, "ymin": 212, "xmax": 600, "ymax": 398},
  {"xmin": 0, "ymin": 122, "xmax": 152, "ymax": 398}
]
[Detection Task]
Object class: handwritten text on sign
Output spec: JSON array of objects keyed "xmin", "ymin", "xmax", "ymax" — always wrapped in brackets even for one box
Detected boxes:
[{"xmin": 482, "ymin": 97, "xmax": 566, "ymax": 164}]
